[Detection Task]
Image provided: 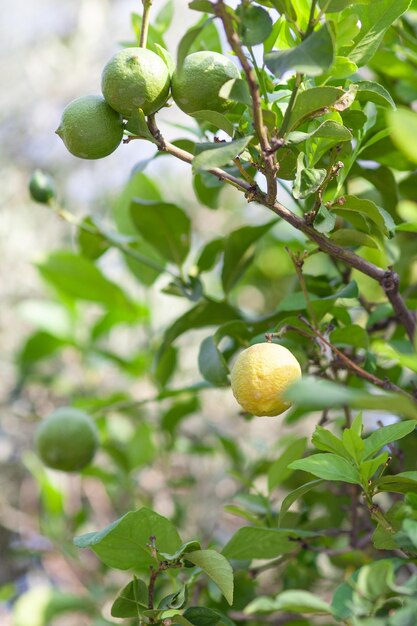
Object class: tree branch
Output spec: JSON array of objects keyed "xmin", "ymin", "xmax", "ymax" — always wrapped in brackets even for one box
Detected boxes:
[
  {"xmin": 298, "ymin": 316, "xmax": 412, "ymax": 397},
  {"xmin": 146, "ymin": 116, "xmax": 416, "ymax": 343},
  {"xmin": 214, "ymin": 1, "xmax": 277, "ymax": 205}
]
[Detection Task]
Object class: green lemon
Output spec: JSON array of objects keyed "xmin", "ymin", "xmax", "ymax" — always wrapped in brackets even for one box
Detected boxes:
[
  {"xmin": 171, "ymin": 51, "xmax": 240, "ymax": 115},
  {"xmin": 29, "ymin": 170, "xmax": 56, "ymax": 204},
  {"xmin": 56, "ymin": 95, "xmax": 124, "ymax": 159},
  {"xmin": 36, "ymin": 407, "xmax": 99, "ymax": 472},
  {"xmin": 101, "ymin": 47, "xmax": 171, "ymax": 118}
]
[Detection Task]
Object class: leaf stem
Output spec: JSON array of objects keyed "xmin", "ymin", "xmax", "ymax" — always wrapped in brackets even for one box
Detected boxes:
[{"xmin": 139, "ymin": 0, "xmax": 153, "ymax": 48}]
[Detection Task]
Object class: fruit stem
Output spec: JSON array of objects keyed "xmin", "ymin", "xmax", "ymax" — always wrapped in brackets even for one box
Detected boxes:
[{"xmin": 140, "ymin": 0, "xmax": 153, "ymax": 48}]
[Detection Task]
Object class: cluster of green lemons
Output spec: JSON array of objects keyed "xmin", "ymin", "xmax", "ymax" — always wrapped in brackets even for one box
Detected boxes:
[{"xmin": 56, "ymin": 47, "xmax": 240, "ymax": 159}]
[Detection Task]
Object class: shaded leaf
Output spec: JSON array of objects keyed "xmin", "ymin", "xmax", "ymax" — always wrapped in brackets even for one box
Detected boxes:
[
  {"xmin": 265, "ymin": 24, "xmax": 334, "ymax": 78},
  {"xmin": 193, "ymin": 137, "xmax": 254, "ymax": 172}
]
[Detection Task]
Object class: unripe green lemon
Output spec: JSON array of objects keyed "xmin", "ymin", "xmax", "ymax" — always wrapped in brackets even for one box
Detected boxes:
[
  {"xmin": 56, "ymin": 95, "xmax": 124, "ymax": 159},
  {"xmin": 171, "ymin": 51, "xmax": 240, "ymax": 115},
  {"xmin": 29, "ymin": 170, "xmax": 56, "ymax": 204},
  {"xmin": 36, "ymin": 407, "xmax": 99, "ymax": 472},
  {"xmin": 101, "ymin": 47, "xmax": 171, "ymax": 118},
  {"xmin": 230, "ymin": 343, "xmax": 302, "ymax": 417}
]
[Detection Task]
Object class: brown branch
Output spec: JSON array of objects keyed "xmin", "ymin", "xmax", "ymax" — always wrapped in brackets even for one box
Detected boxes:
[
  {"xmin": 214, "ymin": 1, "xmax": 277, "ymax": 205},
  {"xmin": 298, "ymin": 316, "xmax": 412, "ymax": 397},
  {"xmin": 146, "ymin": 116, "xmax": 416, "ymax": 343}
]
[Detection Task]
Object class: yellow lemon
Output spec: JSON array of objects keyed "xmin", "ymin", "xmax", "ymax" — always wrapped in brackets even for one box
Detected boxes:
[{"xmin": 230, "ymin": 342, "xmax": 302, "ymax": 417}]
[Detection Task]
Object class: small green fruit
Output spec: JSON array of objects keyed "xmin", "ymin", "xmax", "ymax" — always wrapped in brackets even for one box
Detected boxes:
[
  {"xmin": 36, "ymin": 407, "xmax": 99, "ymax": 472},
  {"xmin": 56, "ymin": 95, "xmax": 124, "ymax": 159},
  {"xmin": 29, "ymin": 170, "xmax": 56, "ymax": 204},
  {"xmin": 101, "ymin": 47, "xmax": 171, "ymax": 118},
  {"xmin": 171, "ymin": 51, "xmax": 240, "ymax": 115}
]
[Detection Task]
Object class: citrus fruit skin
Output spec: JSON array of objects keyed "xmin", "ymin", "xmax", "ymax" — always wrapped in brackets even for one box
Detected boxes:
[
  {"xmin": 56, "ymin": 95, "xmax": 123, "ymax": 159},
  {"xmin": 230, "ymin": 343, "xmax": 302, "ymax": 417},
  {"xmin": 101, "ymin": 47, "xmax": 171, "ymax": 118},
  {"xmin": 29, "ymin": 170, "xmax": 56, "ymax": 204},
  {"xmin": 36, "ymin": 407, "xmax": 99, "ymax": 472},
  {"xmin": 171, "ymin": 51, "xmax": 240, "ymax": 114}
]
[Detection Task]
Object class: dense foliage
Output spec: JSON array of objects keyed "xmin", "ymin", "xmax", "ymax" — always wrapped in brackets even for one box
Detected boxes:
[{"xmin": 17, "ymin": 0, "xmax": 417, "ymax": 625}]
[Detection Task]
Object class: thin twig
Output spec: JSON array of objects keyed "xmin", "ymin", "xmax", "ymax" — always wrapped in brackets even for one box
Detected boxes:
[
  {"xmin": 286, "ymin": 247, "xmax": 318, "ymax": 327},
  {"xmin": 214, "ymin": 1, "xmax": 277, "ymax": 204},
  {"xmin": 139, "ymin": 0, "xmax": 153, "ymax": 48},
  {"xmin": 298, "ymin": 316, "xmax": 412, "ymax": 397}
]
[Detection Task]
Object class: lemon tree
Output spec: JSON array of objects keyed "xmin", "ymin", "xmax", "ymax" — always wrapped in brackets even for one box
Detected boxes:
[
  {"xmin": 36, "ymin": 408, "xmax": 99, "ymax": 472},
  {"xmin": 21, "ymin": 0, "xmax": 417, "ymax": 625}
]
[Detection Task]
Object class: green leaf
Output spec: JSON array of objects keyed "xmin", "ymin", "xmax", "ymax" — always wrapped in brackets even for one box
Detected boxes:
[
  {"xmin": 285, "ymin": 376, "xmax": 417, "ymax": 419},
  {"xmin": 73, "ymin": 508, "xmax": 182, "ymax": 570},
  {"xmin": 265, "ymin": 24, "xmax": 334, "ymax": 78},
  {"xmin": 238, "ymin": 5, "xmax": 273, "ymax": 46},
  {"xmin": 159, "ymin": 299, "xmax": 240, "ymax": 357},
  {"xmin": 154, "ymin": 0, "xmax": 173, "ymax": 33},
  {"xmin": 198, "ymin": 336, "xmax": 229, "ymax": 387},
  {"xmin": 37, "ymin": 252, "xmax": 137, "ymax": 316},
  {"xmin": 125, "ymin": 108, "xmax": 156, "ymax": 141},
  {"xmin": 360, "ymin": 451, "xmax": 389, "ymax": 484},
  {"xmin": 289, "ymin": 453, "xmax": 361, "ymax": 485},
  {"xmin": 388, "ymin": 107, "xmax": 417, "ymax": 164},
  {"xmin": 183, "ymin": 607, "xmax": 235, "ymax": 626},
  {"xmin": 113, "ymin": 172, "xmax": 164, "ymax": 285},
  {"xmin": 77, "ymin": 217, "xmax": 110, "ymax": 260},
  {"xmin": 330, "ymin": 325, "xmax": 369, "ymax": 349},
  {"xmin": 278, "ymin": 480, "xmax": 324, "ymax": 527},
  {"xmin": 363, "ymin": 421, "xmax": 417, "ymax": 460},
  {"xmin": 356, "ymin": 81, "xmax": 395, "ymax": 109},
  {"xmin": 221, "ymin": 220, "xmax": 276, "ymax": 292},
  {"xmin": 285, "ymin": 120, "xmax": 352, "ymax": 145},
  {"xmin": 222, "ymin": 527, "xmax": 316, "ymax": 560},
  {"xmin": 372, "ymin": 341, "xmax": 417, "ymax": 374},
  {"xmin": 177, "ymin": 17, "xmax": 213, "ymax": 69},
  {"xmin": 312, "ymin": 426, "xmax": 352, "ymax": 461},
  {"xmin": 18, "ymin": 331, "xmax": 68, "ymax": 370},
  {"xmin": 192, "ymin": 110, "xmax": 234, "ymax": 137},
  {"xmin": 219, "ymin": 79, "xmax": 251, "ymax": 108},
  {"xmin": 130, "ymin": 200, "xmax": 191, "ymax": 266},
  {"xmin": 159, "ymin": 540, "xmax": 201, "ymax": 562},
  {"xmin": 347, "ymin": 0, "xmax": 411, "ymax": 66},
  {"xmin": 342, "ymin": 427, "xmax": 365, "ymax": 464},
  {"xmin": 196, "ymin": 238, "xmax": 224, "ymax": 272},
  {"xmin": 287, "ymin": 86, "xmax": 344, "ymax": 131},
  {"xmin": 245, "ymin": 590, "xmax": 333, "ymax": 615},
  {"xmin": 111, "ymin": 578, "xmax": 148, "ymax": 618},
  {"xmin": 185, "ymin": 550, "xmax": 233, "ymax": 606},
  {"xmin": 313, "ymin": 204, "xmax": 336, "ymax": 233},
  {"xmin": 330, "ymin": 229, "xmax": 380, "ymax": 250},
  {"xmin": 192, "ymin": 136, "xmax": 254, "ymax": 172},
  {"xmin": 268, "ymin": 438, "xmax": 308, "ymax": 492},
  {"xmin": 374, "ymin": 472, "xmax": 417, "ymax": 495},
  {"xmin": 332, "ymin": 195, "xmax": 389, "ymax": 236},
  {"xmin": 293, "ymin": 152, "xmax": 326, "ymax": 199}
]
